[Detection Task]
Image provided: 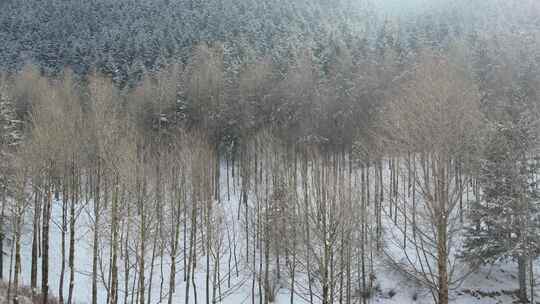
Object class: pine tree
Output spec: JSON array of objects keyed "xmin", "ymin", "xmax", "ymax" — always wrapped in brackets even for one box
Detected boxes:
[
  {"xmin": 463, "ymin": 103, "xmax": 540, "ymax": 302},
  {"xmin": 0, "ymin": 78, "xmax": 22, "ymax": 280},
  {"xmin": 0, "ymin": 81, "xmax": 22, "ymax": 155}
]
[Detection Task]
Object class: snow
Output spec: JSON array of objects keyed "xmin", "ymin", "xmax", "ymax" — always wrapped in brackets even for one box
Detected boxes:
[{"xmin": 3, "ymin": 162, "xmax": 538, "ymax": 304}]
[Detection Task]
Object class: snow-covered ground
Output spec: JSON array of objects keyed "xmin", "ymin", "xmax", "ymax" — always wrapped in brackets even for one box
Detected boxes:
[
  {"xmin": 370, "ymin": 258, "xmax": 534, "ymax": 304},
  {"xmin": 4, "ymin": 162, "xmax": 538, "ymax": 304}
]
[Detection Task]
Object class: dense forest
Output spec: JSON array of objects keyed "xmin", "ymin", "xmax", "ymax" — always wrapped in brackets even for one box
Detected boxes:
[{"xmin": 0, "ymin": 0, "xmax": 539, "ymax": 304}]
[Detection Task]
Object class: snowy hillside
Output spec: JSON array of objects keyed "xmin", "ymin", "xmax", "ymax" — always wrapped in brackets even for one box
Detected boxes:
[{"xmin": 3, "ymin": 161, "xmax": 537, "ymax": 304}]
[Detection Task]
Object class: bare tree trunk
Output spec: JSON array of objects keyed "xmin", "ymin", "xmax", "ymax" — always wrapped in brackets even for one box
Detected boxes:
[
  {"xmin": 303, "ymin": 156, "xmax": 314, "ymax": 304},
  {"xmin": 361, "ymin": 165, "xmax": 366, "ymax": 304},
  {"xmin": 138, "ymin": 191, "xmax": 146, "ymax": 304},
  {"xmin": 31, "ymin": 188, "xmax": 41, "ymax": 298},
  {"xmin": 13, "ymin": 213, "xmax": 22, "ymax": 304},
  {"xmin": 436, "ymin": 219, "xmax": 449, "ymax": 304},
  {"xmin": 226, "ymin": 223, "xmax": 232, "ymax": 289},
  {"xmin": 184, "ymin": 193, "xmax": 188, "ymax": 283},
  {"xmin": 168, "ymin": 235, "xmax": 178, "ymax": 304},
  {"xmin": 92, "ymin": 166, "xmax": 101, "ymax": 304},
  {"xmin": 59, "ymin": 185, "xmax": 68, "ymax": 304},
  {"xmin": 192, "ymin": 236, "xmax": 198, "ymax": 304},
  {"xmin": 0, "ymin": 182, "xmax": 6, "ymax": 281},
  {"xmin": 206, "ymin": 191, "xmax": 212, "ymax": 304},
  {"xmin": 110, "ymin": 181, "xmax": 120, "ymax": 304},
  {"xmin": 185, "ymin": 180, "xmax": 198, "ymax": 304},
  {"xmin": 518, "ymin": 256, "xmax": 528, "ymax": 303},
  {"xmin": 42, "ymin": 183, "xmax": 52, "ymax": 304},
  {"xmin": 68, "ymin": 165, "xmax": 78, "ymax": 304},
  {"xmin": 184, "ymin": 226, "xmax": 192, "ymax": 304},
  {"xmin": 7, "ymin": 231, "xmax": 14, "ymax": 302},
  {"xmin": 146, "ymin": 233, "xmax": 157, "ymax": 304},
  {"xmin": 168, "ymin": 174, "xmax": 182, "ymax": 304},
  {"xmin": 123, "ymin": 220, "xmax": 129, "ymax": 304},
  {"xmin": 530, "ymin": 256, "xmax": 534, "ymax": 304},
  {"xmin": 131, "ymin": 261, "xmax": 138, "ymax": 304}
]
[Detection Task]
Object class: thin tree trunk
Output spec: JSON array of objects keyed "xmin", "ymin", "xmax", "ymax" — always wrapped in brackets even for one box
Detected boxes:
[
  {"xmin": 0, "ymin": 182, "xmax": 6, "ymax": 281},
  {"xmin": 13, "ymin": 215, "xmax": 22, "ymax": 304},
  {"xmin": 530, "ymin": 256, "xmax": 534, "ymax": 304},
  {"xmin": 138, "ymin": 207, "xmax": 146, "ymax": 304},
  {"xmin": 31, "ymin": 188, "xmax": 42, "ymax": 297},
  {"xmin": 110, "ymin": 181, "xmax": 120, "ymax": 304},
  {"xmin": 206, "ymin": 198, "xmax": 212, "ymax": 304},
  {"xmin": 437, "ymin": 220, "xmax": 448, "ymax": 304},
  {"xmin": 42, "ymin": 183, "xmax": 52, "ymax": 304},
  {"xmin": 7, "ymin": 231, "xmax": 14, "ymax": 302},
  {"xmin": 68, "ymin": 167, "xmax": 77, "ymax": 304},
  {"xmin": 59, "ymin": 186, "xmax": 68, "ymax": 304},
  {"xmin": 518, "ymin": 256, "xmax": 528, "ymax": 303},
  {"xmin": 168, "ymin": 180, "xmax": 182, "ymax": 304},
  {"xmin": 146, "ymin": 233, "xmax": 158, "ymax": 304},
  {"xmin": 123, "ymin": 200, "xmax": 131, "ymax": 304},
  {"xmin": 92, "ymin": 165, "xmax": 101, "ymax": 304}
]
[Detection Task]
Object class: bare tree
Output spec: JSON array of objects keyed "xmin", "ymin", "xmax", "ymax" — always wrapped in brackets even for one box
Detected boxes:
[
  {"xmin": 10, "ymin": 146, "xmax": 31, "ymax": 304},
  {"xmin": 87, "ymin": 73, "xmax": 121, "ymax": 304},
  {"xmin": 380, "ymin": 52, "xmax": 483, "ymax": 304}
]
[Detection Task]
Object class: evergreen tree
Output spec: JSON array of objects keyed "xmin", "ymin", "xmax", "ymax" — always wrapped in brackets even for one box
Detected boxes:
[
  {"xmin": 0, "ymin": 79, "xmax": 22, "ymax": 183},
  {"xmin": 463, "ymin": 102, "xmax": 540, "ymax": 302},
  {"xmin": 0, "ymin": 77, "xmax": 22, "ymax": 279}
]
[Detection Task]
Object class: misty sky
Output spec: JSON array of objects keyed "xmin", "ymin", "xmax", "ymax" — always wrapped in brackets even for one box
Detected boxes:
[{"xmin": 373, "ymin": 0, "xmax": 448, "ymax": 16}]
